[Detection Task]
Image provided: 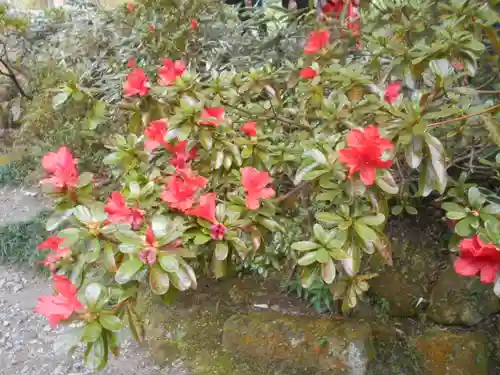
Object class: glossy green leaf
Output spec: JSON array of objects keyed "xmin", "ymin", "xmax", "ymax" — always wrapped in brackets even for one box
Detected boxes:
[
  {"xmin": 115, "ymin": 258, "xmax": 143, "ymax": 284},
  {"xmin": 315, "ymin": 248, "xmax": 330, "ymax": 263},
  {"xmin": 159, "ymin": 254, "xmax": 179, "ymax": 272},
  {"xmin": 168, "ymin": 267, "xmax": 192, "ymax": 291},
  {"xmin": 321, "ymin": 258, "xmax": 336, "ymax": 284},
  {"xmin": 152, "ymin": 215, "xmax": 169, "ymax": 238},
  {"xmin": 215, "ymin": 242, "xmax": 229, "ymax": 260},
  {"xmin": 99, "ymin": 315, "xmax": 124, "ymax": 332},
  {"xmin": 446, "ymin": 211, "xmax": 467, "ymax": 220},
  {"xmin": 468, "ymin": 187, "xmax": 485, "ymax": 209},
  {"xmin": 376, "ymin": 170, "xmax": 399, "ymax": 195},
  {"xmin": 313, "ymin": 224, "xmax": 329, "ymax": 244},
  {"xmin": 442, "ymin": 202, "xmax": 466, "ymax": 213},
  {"xmin": 315, "ymin": 212, "xmax": 344, "ymax": 225},
  {"xmin": 83, "ymin": 321, "xmax": 102, "ymax": 343},
  {"xmin": 149, "ymin": 265, "xmax": 171, "ymax": 295},
  {"xmin": 84, "ymin": 283, "xmax": 104, "ymax": 309},
  {"xmin": 297, "ymin": 251, "xmax": 317, "ymax": 266},
  {"xmin": 483, "ymin": 204, "xmax": 500, "ymax": 215},
  {"xmin": 354, "ymin": 222, "xmax": 378, "ymax": 242},
  {"xmin": 357, "ymin": 213, "xmax": 385, "ymax": 227},
  {"xmin": 291, "ymin": 241, "xmax": 320, "ymax": 251},
  {"xmin": 454, "ymin": 216, "xmax": 475, "ymax": 237},
  {"xmin": 52, "ymin": 91, "xmax": 70, "ymax": 109}
]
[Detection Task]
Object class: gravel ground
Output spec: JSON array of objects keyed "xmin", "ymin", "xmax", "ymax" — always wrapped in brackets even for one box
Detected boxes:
[{"xmin": 0, "ymin": 186, "xmax": 181, "ymax": 375}]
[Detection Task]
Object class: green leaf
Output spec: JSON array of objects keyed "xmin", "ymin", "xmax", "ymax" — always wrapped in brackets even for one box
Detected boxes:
[
  {"xmin": 149, "ymin": 265, "xmax": 171, "ymax": 295},
  {"xmin": 483, "ymin": 204, "xmax": 500, "ymax": 215},
  {"xmin": 58, "ymin": 227, "xmax": 80, "ymax": 247},
  {"xmin": 159, "ymin": 254, "xmax": 179, "ymax": 272},
  {"xmin": 46, "ymin": 210, "xmax": 70, "ymax": 231},
  {"xmin": 52, "ymin": 91, "xmax": 70, "ymax": 109},
  {"xmin": 115, "ymin": 258, "xmax": 143, "ymax": 284},
  {"xmin": 442, "ymin": 203, "xmax": 466, "ymax": 213},
  {"xmin": 329, "ymin": 248, "xmax": 349, "ymax": 260},
  {"xmin": 152, "ymin": 215, "xmax": 168, "ymax": 238},
  {"xmin": 85, "ymin": 336, "xmax": 107, "ymax": 371},
  {"xmin": 168, "ymin": 267, "xmax": 192, "ymax": 291},
  {"xmin": 357, "ymin": 213, "xmax": 385, "ymax": 227},
  {"xmin": 77, "ymin": 172, "xmax": 94, "ymax": 187},
  {"xmin": 391, "ymin": 205, "xmax": 403, "ymax": 215},
  {"xmin": 300, "ymin": 267, "xmax": 317, "ymax": 288},
  {"xmin": 118, "ymin": 243, "xmax": 140, "ymax": 254},
  {"xmin": 315, "ymin": 212, "xmax": 344, "ymax": 225},
  {"xmin": 425, "ymin": 133, "xmax": 447, "ymax": 194},
  {"xmin": 291, "ymin": 241, "xmax": 321, "ymax": 251},
  {"xmin": 313, "ymin": 224, "xmax": 329, "ymax": 244},
  {"xmin": 315, "ymin": 248, "xmax": 330, "ymax": 263},
  {"xmin": 99, "ymin": 315, "xmax": 124, "ymax": 332},
  {"xmin": 84, "ymin": 283, "xmax": 104, "ymax": 309},
  {"xmin": 199, "ymin": 128, "xmax": 213, "ymax": 150},
  {"xmin": 446, "ymin": 211, "xmax": 467, "ymax": 220},
  {"xmin": 454, "ymin": 216, "xmax": 475, "ymax": 237},
  {"xmin": 74, "ymin": 205, "xmax": 93, "ymax": 224},
  {"xmin": 83, "ymin": 321, "xmax": 102, "ymax": 343},
  {"xmin": 215, "ymin": 242, "xmax": 229, "ymax": 261},
  {"xmin": 405, "ymin": 206, "xmax": 418, "ymax": 215},
  {"xmin": 103, "ymin": 243, "xmax": 117, "ymax": 272},
  {"xmin": 194, "ymin": 234, "xmax": 212, "ymax": 245},
  {"xmin": 297, "ymin": 251, "xmax": 317, "ymax": 266},
  {"xmin": 468, "ymin": 187, "xmax": 485, "ymax": 209},
  {"xmin": 321, "ymin": 259, "xmax": 336, "ymax": 284},
  {"xmin": 354, "ymin": 222, "xmax": 378, "ymax": 242},
  {"xmin": 376, "ymin": 170, "xmax": 399, "ymax": 195},
  {"xmin": 405, "ymin": 136, "xmax": 423, "ymax": 169},
  {"xmin": 179, "ymin": 260, "xmax": 197, "ymax": 290}
]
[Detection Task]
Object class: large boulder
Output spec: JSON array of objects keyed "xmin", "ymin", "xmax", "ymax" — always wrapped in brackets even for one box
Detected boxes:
[
  {"xmin": 223, "ymin": 312, "xmax": 374, "ymax": 375},
  {"xmin": 414, "ymin": 331, "xmax": 488, "ymax": 375},
  {"xmin": 428, "ymin": 267, "xmax": 500, "ymax": 325},
  {"xmin": 138, "ymin": 277, "xmax": 375, "ymax": 375}
]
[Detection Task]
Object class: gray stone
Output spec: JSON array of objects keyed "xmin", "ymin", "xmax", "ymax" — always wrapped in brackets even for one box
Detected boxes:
[{"xmin": 428, "ymin": 267, "xmax": 500, "ymax": 325}]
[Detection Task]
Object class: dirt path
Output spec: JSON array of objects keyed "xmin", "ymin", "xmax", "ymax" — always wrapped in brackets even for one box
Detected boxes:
[{"xmin": 0, "ymin": 186, "xmax": 179, "ymax": 375}]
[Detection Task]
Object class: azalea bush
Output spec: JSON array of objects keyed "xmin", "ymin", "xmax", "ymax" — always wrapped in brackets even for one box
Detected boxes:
[{"xmin": 31, "ymin": 0, "xmax": 500, "ymax": 370}]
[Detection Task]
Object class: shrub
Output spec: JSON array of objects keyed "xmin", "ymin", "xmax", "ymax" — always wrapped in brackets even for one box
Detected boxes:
[{"xmin": 29, "ymin": 0, "xmax": 500, "ymax": 370}]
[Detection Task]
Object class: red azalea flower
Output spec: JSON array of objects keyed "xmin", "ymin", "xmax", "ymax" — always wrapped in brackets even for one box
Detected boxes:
[
  {"xmin": 123, "ymin": 68, "xmax": 150, "ymax": 97},
  {"xmin": 241, "ymin": 122, "xmax": 257, "ymax": 137},
  {"xmin": 454, "ymin": 235, "xmax": 500, "ymax": 284},
  {"xmin": 165, "ymin": 140, "xmax": 198, "ymax": 169},
  {"xmin": 300, "ymin": 67, "xmax": 317, "ymax": 79},
  {"xmin": 322, "ymin": 0, "xmax": 344, "ymax": 17},
  {"xmin": 144, "ymin": 119, "xmax": 168, "ymax": 151},
  {"xmin": 185, "ymin": 193, "xmax": 218, "ymax": 224},
  {"xmin": 210, "ymin": 223, "xmax": 226, "ymax": 240},
  {"xmin": 104, "ymin": 192, "xmax": 145, "ymax": 230},
  {"xmin": 199, "ymin": 107, "xmax": 225, "ymax": 126},
  {"xmin": 128, "ymin": 57, "xmax": 136, "ymax": 68},
  {"xmin": 338, "ymin": 126, "xmax": 393, "ymax": 185},
  {"xmin": 384, "ymin": 82, "xmax": 402, "ymax": 104},
  {"xmin": 35, "ymin": 275, "xmax": 84, "ymax": 328},
  {"xmin": 148, "ymin": 25, "xmax": 155, "ymax": 31},
  {"xmin": 158, "ymin": 59, "xmax": 186, "ymax": 86},
  {"xmin": 241, "ymin": 167, "xmax": 275, "ymax": 210},
  {"xmin": 190, "ymin": 18, "xmax": 198, "ymax": 30},
  {"xmin": 161, "ymin": 170, "xmax": 207, "ymax": 211},
  {"xmin": 40, "ymin": 146, "xmax": 79, "ymax": 190},
  {"xmin": 37, "ymin": 236, "xmax": 71, "ymax": 270},
  {"xmin": 126, "ymin": 2, "xmax": 136, "ymax": 11},
  {"xmin": 304, "ymin": 30, "xmax": 330, "ymax": 54}
]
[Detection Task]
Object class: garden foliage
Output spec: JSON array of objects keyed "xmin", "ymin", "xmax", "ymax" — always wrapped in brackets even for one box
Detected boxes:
[{"xmin": 23, "ymin": 0, "xmax": 500, "ymax": 369}]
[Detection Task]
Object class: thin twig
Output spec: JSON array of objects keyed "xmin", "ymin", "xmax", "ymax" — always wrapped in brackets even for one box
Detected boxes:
[
  {"xmin": 276, "ymin": 181, "xmax": 309, "ymax": 202},
  {"xmin": 428, "ymin": 104, "xmax": 500, "ymax": 127},
  {"xmin": 476, "ymin": 90, "xmax": 500, "ymax": 94}
]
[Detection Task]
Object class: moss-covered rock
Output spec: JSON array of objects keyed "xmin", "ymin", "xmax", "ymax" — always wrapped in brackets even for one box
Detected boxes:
[
  {"xmin": 369, "ymin": 215, "xmax": 444, "ymax": 317},
  {"xmin": 414, "ymin": 331, "xmax": 488, "ymax": 375},
  {"xmin": 137, "ymin": 276, "xmax": 374, "ymax": 375},
  {"xmin": 428, "ymin": 267, "xmax": 500, "ymax": 325},
  {"xmin": 222, "ymin": 312, "xmax": 374, "ymax": 375}
]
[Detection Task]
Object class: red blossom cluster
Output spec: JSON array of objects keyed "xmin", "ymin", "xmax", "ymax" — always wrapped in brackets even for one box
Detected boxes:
[
  {"xmin": 35, "ymin": 275, "xmax": 84, "ymax": 328},
  {"xmin": 454, "ymin": 236, "xmax": 500, "ymax": 284}
]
